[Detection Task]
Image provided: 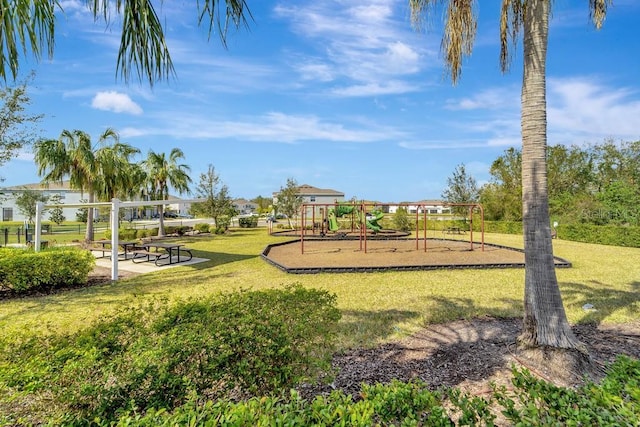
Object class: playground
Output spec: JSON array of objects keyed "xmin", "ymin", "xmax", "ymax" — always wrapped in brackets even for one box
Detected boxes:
[
  {"xmin": 263, "ymin": 238, "xmax": 571, "ymax": 273},
  {"xmin": 264, "ymin": 202, "xmax": 571, "ymax": 273}
]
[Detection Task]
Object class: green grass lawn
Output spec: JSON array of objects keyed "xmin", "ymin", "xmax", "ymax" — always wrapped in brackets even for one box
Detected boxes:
[{"xmin": 0, "ymin": 228, "xmax": 638, "ymax": 350}]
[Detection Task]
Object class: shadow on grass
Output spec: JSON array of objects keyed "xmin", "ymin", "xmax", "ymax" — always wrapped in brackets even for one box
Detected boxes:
[
  {"xmin": 560, "ymin": 280, "xmax": 640, "ymax": 325},
  {"xmin": 337, "ymin": 309, "xmax": 421, "ymax": 349}
]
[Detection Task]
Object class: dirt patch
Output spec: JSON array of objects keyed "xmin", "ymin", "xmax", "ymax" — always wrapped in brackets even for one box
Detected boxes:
[
  {"xmin": 298, "ymin": 317, "xmax": 640, "ymax": 400},
  {"xmin": 265, "ymin": 238, "xmax": 570, "ymax": 272}
]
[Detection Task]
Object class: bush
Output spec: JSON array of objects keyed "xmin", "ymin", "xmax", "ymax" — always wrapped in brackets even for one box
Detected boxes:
[
  {"xmin": 557, "ymin": 223, "xmax": 640, "ymax": 248},
  {"xmin": 238, "ymin": 216, "xmax": 259, "ymax": 228},
  {"xmin": 495, "ymin": 356, "xmax": 639, "ymax": 426},
  {"xmin": 80, "ymin": 356, "xmax": 638, "ymax": 426},
  {"xmin": 2, "ymin": 285, "xmax": 340, "ymax": 422},
  {"xmin": 194, "ymin": 223, "xmax": 210, "ymax": 233},
  {"xmin": 0, "ymin": 247, "xmax": 95, "ymax": 292}
]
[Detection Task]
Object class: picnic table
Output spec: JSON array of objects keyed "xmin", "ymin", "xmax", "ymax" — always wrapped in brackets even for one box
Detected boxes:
[
  {"xmin": 131, "ymin": 242, "xmax": 193, "ymax": 266},
  {"xmin": 89, "ymin": 240, "xmax": 139, "ymax": 259},
  {"xmin": 442, "ymin": 227, "xmax": 466, "ymax": 236}
]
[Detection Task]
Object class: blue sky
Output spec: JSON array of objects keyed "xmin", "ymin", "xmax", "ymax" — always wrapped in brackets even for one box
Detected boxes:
[{"xmin": 2, "ymin": 0, "xmax": 639, "ymax": 202}]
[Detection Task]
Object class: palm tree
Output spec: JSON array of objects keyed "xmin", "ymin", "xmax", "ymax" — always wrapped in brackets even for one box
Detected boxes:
[
  {"xmin": 0, "ymin": 1, "xmax": 251, "ymax": 85},
  {"xmin": 143, "ymin": 148, "xmax": 192, "ymax": 236},
  {"xmin": 34, "ymin": 128, "xmax": 138, "ymax": 241},
  {"xmin": 94, "ymin": 142, "xmax": 141, "ymax": 201},
  {"xmin": 409, "ymin": 0, "xmax": 610, "ymax": 353}
]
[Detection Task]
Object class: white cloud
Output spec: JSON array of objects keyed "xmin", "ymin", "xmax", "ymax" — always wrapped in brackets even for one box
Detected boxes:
[
  {"xmin": 548, "ymin": 77, "xmax": 640, "ymax": 144},
  {"xmin": 274, "ymin": 0, "xmax": 435, "ymax": 96},
  {"xmin": 331, "ymin": 80, "xmax": 417, "ymax": 97},
  {"xmin": 91, "ymin": 91, "xmax": 143, "ymax": 115},
  {"xmin": 122, "ymin": 111, "xmax": 406, "ymax": 143},
  {"xmin": 446, "ymin": 87, "xmax": 520, "ymax": 111}
]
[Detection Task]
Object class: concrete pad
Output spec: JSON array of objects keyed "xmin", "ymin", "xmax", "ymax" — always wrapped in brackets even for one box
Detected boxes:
[{"xmin": 94, "ymin": 256, "xmax": 209, "ymax": 274}]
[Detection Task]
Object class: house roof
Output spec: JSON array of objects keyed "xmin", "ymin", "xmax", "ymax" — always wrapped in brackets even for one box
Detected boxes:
[
  {"xmin": 273, "ymin": 184, "xmax": 344, "ymax": 197},
  {"xmin": 1, "ymin": 181, "xmax": 73, "ymax": 191},
  {"xmin": 233, "ymin": 198, "xmax": 256, "ymax": 205}
]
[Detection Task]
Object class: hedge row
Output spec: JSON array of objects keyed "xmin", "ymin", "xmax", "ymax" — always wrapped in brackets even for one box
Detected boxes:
[
  {"xmin": 556, "ymin": 223, "xmax": 640, "ymax": 248},
  {"xmin": 104, "ymin": 225, "xmax": 194, "ymax": 240},
  {"xmin": 0, "ymin": 247, "xmax": 95, "ymax": 292}
]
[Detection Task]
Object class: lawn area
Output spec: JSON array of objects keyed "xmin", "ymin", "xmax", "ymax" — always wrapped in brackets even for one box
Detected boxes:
[{"xmin": 0, "ymin": 228, "xmax": 638, "ymax": 350}]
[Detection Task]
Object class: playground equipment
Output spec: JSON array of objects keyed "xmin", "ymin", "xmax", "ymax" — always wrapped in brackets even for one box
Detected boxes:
[
  {"xmin": 327, "ymin": 204, "xmax": 384, "ymax": 233},
  {"xmin": 296, "ymin": 202, "xmax": 485, "ymax": 255}
]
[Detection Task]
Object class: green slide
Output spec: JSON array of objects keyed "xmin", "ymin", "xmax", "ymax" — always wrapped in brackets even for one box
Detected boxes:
[{"xmin": 365, "ymin": 210, "xmax": 384, "ymax": 232}]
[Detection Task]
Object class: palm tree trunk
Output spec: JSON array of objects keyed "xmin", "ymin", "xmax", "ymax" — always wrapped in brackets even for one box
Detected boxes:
[
  {"xmin": 518, "ymin": 0, "xmax": 582, "ymax": 350},
  {"xmin": 85, "ymin": 192, "xmax": 95, "ymax": 242},
  {"xmin": 158, "ymin": 203, "xmax": 166, "ymax": 236}
]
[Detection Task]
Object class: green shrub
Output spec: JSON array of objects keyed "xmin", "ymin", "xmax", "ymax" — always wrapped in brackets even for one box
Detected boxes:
[
  {"xmin": 238, "ymin": 216, "xmax": 259, "ymax": 228},
  {"xmin": 98, "ymin": 356, "xmax": 638, "ymax": 427},
  {"xmin": 495, "ymin": 356, "xmax": 640, "ymax": 426},
  {"xmin": 0, "ymin": 247, "xmax": 95, "ymax": 292},
  {"xmin": 194, "ymin": 223, "xmax": 210, "ymax": 233},
  {"xmin": 1, "ymin": 285, "xmax": 340, "ymax": 422},
  {"xmin": 557, "ymin": 223, "xmax": 640, "ymax": 248}
]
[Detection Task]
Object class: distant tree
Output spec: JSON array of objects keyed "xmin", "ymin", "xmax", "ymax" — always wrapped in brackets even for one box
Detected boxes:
[
  {"xmin": 251, "ymin": 195, "xmax": 272, "ymax": 214},
  {"xmin": 393, "ymin": 207, "xmax": 412, "ymax": 232},
  {"xmin": 48, "ymin": 194, "xmax": 66, "ymax": 225},
  {"xmin": 441, "ymin": 164, "xmax": 479, "ymax": 221},
  {"xmin": 192, "ymin": 164, "xmax": 236, "ymax": 230},
  {"xmin": 479, "ymin": 148, "xmax": 522, "ymax": 221},
  {"xmin": 76, "ymin": 199, "xmax": 88, "ymax": 223},
  {"xmin": 15, "ymin": 189, "xmax": 48, "ymax": 224},
  {"xmin": 143, "ymin": 148, "xmax": 192, "ymax": 236},
  {"xmin": 0, "ymin": 74, "xmax": 43, "ymax": 180},
  {"xmin": 275, "ymin": 178, "xmax": 303, "ymax": 229}
]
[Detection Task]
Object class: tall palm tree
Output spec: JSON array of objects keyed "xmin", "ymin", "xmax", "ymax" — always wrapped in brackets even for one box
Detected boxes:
[
  {"xmin": 34, "ymin": 128, "xmax": 138, "ymax": 241},
  {"xmin": 94, "ymin": 141, "xmax": 141, "ymax": 201},
  {"xmin": 143, "ymin": 148, "xmax": 192, "ymax": 236},
  {"xmin": 409, "ymin": 0, "xmax": 611, "ymax": 352}
]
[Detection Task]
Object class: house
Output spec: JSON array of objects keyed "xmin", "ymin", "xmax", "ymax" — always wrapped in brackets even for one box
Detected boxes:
[
  {"xmin": 0, "ymin": 181, "xmax": 192, "ymax": 222},
  {"xmin": 0, "ymin": 181, "xmax": 88, "ymax": 222},
  {"xmin": 272, "ymin": 184, "xmax": 345, "ymax": 206},
  {"xmin": 233, "ymin": 199, "xmax": 258, "ymax": 215},
  {"xmin": 386, "ymin": 200, "xmax": 452, "ymax": 217}
]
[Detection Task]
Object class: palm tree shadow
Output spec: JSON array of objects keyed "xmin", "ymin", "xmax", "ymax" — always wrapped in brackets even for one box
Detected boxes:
[
  {"xmin": 314, "ymin": 297, "xmax": 525, "ymax": 397},
  {"xmin": 560, "ymin": 280, "xmax": 640, "ymax": 325}
]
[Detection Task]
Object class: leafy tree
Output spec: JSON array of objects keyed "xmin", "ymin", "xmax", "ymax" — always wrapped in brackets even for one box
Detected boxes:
[
  {"xmin": 410, "ymin": 0, "xmax": 611, "ymax": 354},
  {"xmin": 48, "ymin": 194, "xmax": 66, "ymax": 225},
  {"xmin": 143, "ymin": 148, "xmax": 192, "ymax": 236},
  {"xmin": 34, "ymin": 129, "xmax": 133, "ymax": 241},
  {"xmin": 275, "ymin": 178, "xmax": 303, "ymax": 229},
  {"xmin": 479, "ymin": 147, "xmax": 522, "ymax": 221},
  {"xmin": 441, "ymin": 163, "xmax": 478, "ymax": 221},
  {"xmin": 192, "ymin": 164, "xmax": 236, "ymax": 230},
  {"xmin": 251, "ymin": 195, "xmax": 272, "ymax": 214},
  {"xmin": 0, "ymin": 1, "xmax": 251, "ymax": 85},
  {"xmin": 546, "ymin": 145, "xmax": 594, "ymax": 219},
  {"xmin": 393, "ymin": 207, "xmax": 412, "ymax": 232},
  {"xmin": 15, "ymin": 189, "xmax": 48, "ymax": 224},
  {"xmin": 0, "ymin": 74, "xmax": 43, "ymax": 179}
]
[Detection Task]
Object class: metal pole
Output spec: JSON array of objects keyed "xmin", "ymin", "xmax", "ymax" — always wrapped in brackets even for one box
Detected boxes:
[
  {"xmin": 424, "ymin": 208, "xmax": 427, "ymax": 252},
  {"xmin": 111, "ymin": 198, "xmax": 120, "ymax": 280},
  {"xmin": 35, "ymin": 202, "xmax": 43, "ymax": 252}
]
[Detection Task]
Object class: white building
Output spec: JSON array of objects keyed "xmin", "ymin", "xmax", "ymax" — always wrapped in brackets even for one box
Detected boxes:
[
  {"xmin": 386, "ymin": 200, "xmax": 452, "ymax": 215},
  {"xmin": 1, "ymin": 181, "xmax": 191, "ymax": 222},
  {"xmin": 1, "ymin": 181, "xmax": 88, "ymax": 222}
]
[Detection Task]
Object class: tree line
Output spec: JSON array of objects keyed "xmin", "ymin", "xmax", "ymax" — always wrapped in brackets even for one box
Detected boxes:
[{"xmin": 445, "ymin": 140, "xmax": 640, "ymax": 227}]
